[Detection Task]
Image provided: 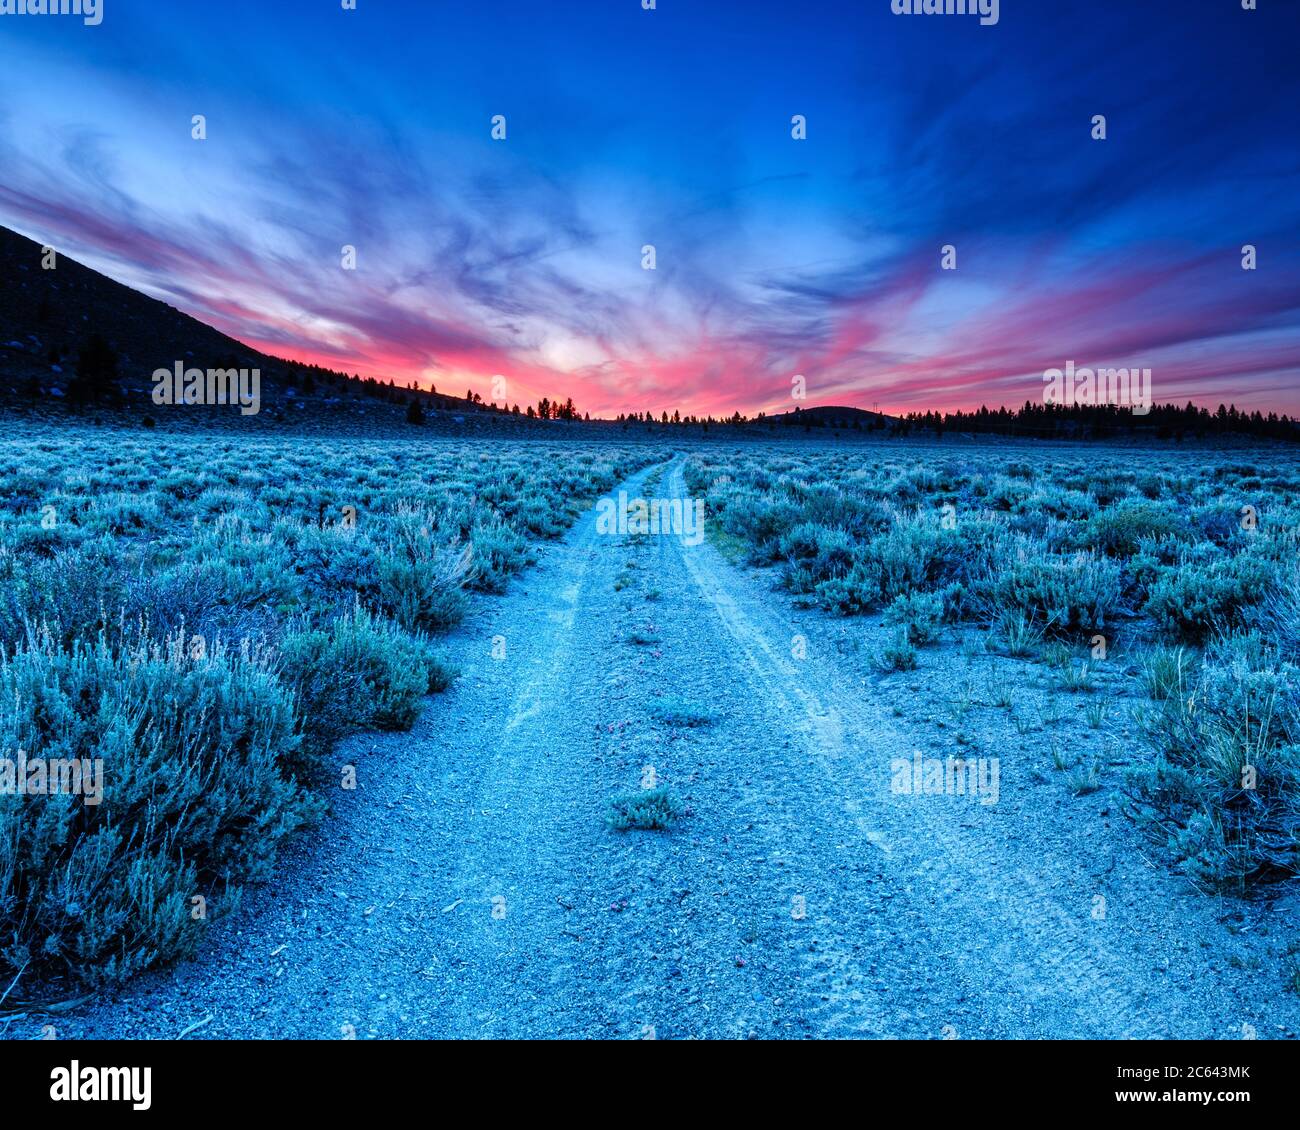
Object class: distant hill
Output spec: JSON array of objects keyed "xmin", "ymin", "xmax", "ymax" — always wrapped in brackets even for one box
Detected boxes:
[
  {"xmin": 766, "ymin": 405, "xmax": 896, "ymax": 430},
  {"xmin": 0, "ymin": 225, "xmax": 264, "ymax": 391},
  {"xmin": 0, "ymin": 224, "xmax": 552, "ymax": 435}
]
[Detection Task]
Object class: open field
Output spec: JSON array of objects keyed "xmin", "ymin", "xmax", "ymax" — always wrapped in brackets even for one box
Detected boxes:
[{"xmin": 1, "ymin": 429, "xmax": 1298, "ymax": 1039}]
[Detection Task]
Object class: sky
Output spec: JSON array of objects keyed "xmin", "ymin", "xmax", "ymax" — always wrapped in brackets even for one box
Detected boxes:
[{"xmin": 1, "ymin": 0, "xmax": 1297, "ymax": 419}]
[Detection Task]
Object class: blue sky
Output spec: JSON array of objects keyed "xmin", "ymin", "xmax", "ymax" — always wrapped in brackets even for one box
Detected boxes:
[{"xmin": 1, "ymin": 0, "xmax": 1297, "ymax": 416}]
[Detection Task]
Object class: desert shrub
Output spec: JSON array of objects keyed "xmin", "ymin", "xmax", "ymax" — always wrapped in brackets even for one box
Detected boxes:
[
  {"xmin": 181, "ymin": 516, "xmax": 301, "ymax": 611},
  {"xmin": 1134, "ymin": 472, "xmax": 1166, "ymax": 499},
  {"xmin": 883, "ymin": 590, "xmax": 945, "ymax": 645},
  {"xmin": 511, "ymin": 491, "xmax": 569, "ymax": 539},
  {"xmin": 1025, "ymin": 484, "xmax": 1094, "ymax": 523},
  {"xmin": 986, "ymin": 547, "xmax": 1122, "ymax": 635},
  {"xmin": 154, "ymin": 470, "xmax": 208, "ymax": 501},
  {"xmin": 938, "ymin": 581, "xmax": 973, "ymax": 623},
  {"xmin": 468, "ymin": 519, "xmax": 534, "ymax": 593},
  {"xmin": 812, "ymin": 564, "xmax": 877, "ymax": 615},
  {"xmin": 859, "ymin": 513, "xmax": 973, "ymax": 603},
  {"xmin": 192, "ymin": 543, "xmax": 303, "ymax": 610},
  {"xmin": 779, "ymin": 522, "xmax": 857, "ymax": 592},
  {"xmin": 118, "ymin": 561, "xmax": 283, "ymax": 647},
  {"xmin": 719, "ymin": 491, "xmax": 804, "ymax": 563},
  {"xmin": 279, "ymin": 606, "xmax": 452, "ymax": 767},
  {"xmin": 1083, "ymin": 500, "xmax": 1187, "ymax": 557},
  {"xmin": 1126, "ymin": 545, "xmax": 1170, "ymax": 597},
  {"xmin": 904, "ymin": 464, "xmax": 949, "ymax": 494},
  {"xmin": 984, "ymin": 475, "xmax": 1033, "ymax": 511},
  {"xmin": 5, "ymin": 518, "xmax": 77, "ymax": 557},
  {"xmin": 1085, "ymin": 470, "xmax": 1134, "ymax": 507},
  {"xmin": 872, "ymin": 633, "xmax": 918, "ymax": 672},
  {"xmin": 1125, "ymin": 643, "xmax": 1300, "ymax": 889},
  {"xmin": 1145, "ymin": 554, "xmax": 1274, "ymax": 642},
  {"xmin": 0, "ymin": 632, "xmax": 313, "ymax": 986},
  {"xmin": 605, "ymin": 786, "xmax": 684, "ymax": 831},
  {"xmin": 879, "ymin": 473, "xmax": 921, "ymax": 507},
  {"xmin": 0, "ymin": 539, "xmax": 129, "ymax": 651},
  {"xmin": 1189, "ymin": 504, "xmax": 1247, "ymax": 548},
  {"xmin": 795, "ymin": 488, "xmax": 892, "ymax": 538},
  {"xmin": 190, "ymin": 487, "xmax": 259, "ymax": 525},
  {"xmin": 1252, "ymin": 564, "xmax": 1300, "ymax": 663},
  {"xmin": 375, "ymin": 538, "xmax": 471, "ymax": 633},
  {"xmin": 283, "ymin": 522, "xmax": 382, "ymax": 613},
  {"xmin": 799, "ymin": 507, "xmax": 1002, "ymax": 617}
]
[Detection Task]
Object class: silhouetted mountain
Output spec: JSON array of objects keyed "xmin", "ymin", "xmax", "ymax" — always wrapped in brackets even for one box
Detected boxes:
[
  {"xmin": 0, "ymin": 225, "xmax": 569, "ymax": 434},
  {"xmin": 765, "ymin": 405, "xmax": 896, "ymax": 431}
]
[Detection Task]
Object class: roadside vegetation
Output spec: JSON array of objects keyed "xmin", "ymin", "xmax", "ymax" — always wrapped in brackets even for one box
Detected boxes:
[
  {"xmin": 685, "ymin": 447, "xmax": 1300, "ymax": 891},
  {"xmin": 0, "ymin": 428, "xmax": 654, "ymax": 987}
]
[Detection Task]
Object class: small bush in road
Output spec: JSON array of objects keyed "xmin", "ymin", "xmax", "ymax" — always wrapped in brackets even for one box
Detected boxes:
[
  {"xmin": 605, "ymin": 786, "xmax": 685, "ymax": 831},
  {"xmin": 650, "ymin": 697, "xmax": 715, "ymax": 727}
]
